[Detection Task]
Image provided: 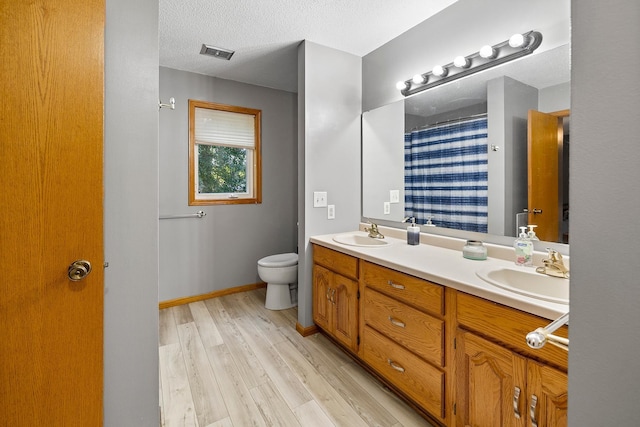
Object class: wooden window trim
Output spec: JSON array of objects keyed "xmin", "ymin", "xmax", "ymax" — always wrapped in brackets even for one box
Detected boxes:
[{"xmin": 188, "ymin": 99, "xmax": 262, "ymax": 206}]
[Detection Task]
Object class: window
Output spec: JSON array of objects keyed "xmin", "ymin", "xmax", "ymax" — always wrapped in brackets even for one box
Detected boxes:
[{"xmin": 189, "ymin": 100, "xmax": 262, "ymax": 205}]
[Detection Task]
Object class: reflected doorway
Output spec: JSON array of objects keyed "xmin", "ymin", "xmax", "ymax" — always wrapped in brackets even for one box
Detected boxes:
[{"xmin": 528, "ymin": 109, "xmax": 570, "ymax": 243}]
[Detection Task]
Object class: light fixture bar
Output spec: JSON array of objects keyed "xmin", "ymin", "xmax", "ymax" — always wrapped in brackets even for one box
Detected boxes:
[{"xmin": 398, "ymin": 30, "xmax": 542, "ymax": 97}]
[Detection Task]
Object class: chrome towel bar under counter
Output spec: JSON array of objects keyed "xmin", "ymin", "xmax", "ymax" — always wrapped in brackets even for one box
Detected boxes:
[
  {"xmin": 159, "ymin": 210, "xmax": 206, "ymax": 220},
  {"xmin": 526, "ymin": 312, "xmax": 569, "ymax": 352}
]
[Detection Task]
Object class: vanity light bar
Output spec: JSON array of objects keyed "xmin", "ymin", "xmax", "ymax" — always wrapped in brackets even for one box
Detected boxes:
[{"xmin": 397, "ymin": 30, "xmax": 543, "ymax": 97}]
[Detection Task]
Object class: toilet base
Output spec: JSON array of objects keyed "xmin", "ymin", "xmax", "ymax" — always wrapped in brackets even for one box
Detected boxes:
[{"xmin": 265, "ymin": 282, "xmax": 297, "ymax": 310}]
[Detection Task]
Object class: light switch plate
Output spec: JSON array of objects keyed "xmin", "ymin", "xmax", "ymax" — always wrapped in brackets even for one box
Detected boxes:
[
  {"xmin": 327, "ymin": 205, "xmax": 335, "ymax": 219},
  {"xmin": 313, "ymin": 191, "xmax": 327, "ymax": 208},
  {"xmin": 390, "ymin": 190, "xmax": 400, "ymax": 204},
  {"xmin": 383, "ymin": 202, "xmax": 391, "ymax": 215}
]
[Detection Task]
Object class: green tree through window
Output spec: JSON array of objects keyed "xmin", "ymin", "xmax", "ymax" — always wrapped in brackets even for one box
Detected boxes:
[{"xmin": 198, "ymin": 145, "xmax": 247, "ymax": 194}]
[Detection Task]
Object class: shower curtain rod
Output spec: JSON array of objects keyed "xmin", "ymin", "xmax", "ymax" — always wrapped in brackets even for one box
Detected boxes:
[{"xmin": 412, "ymin": 112, "xmax": 487, "ymax": 132}]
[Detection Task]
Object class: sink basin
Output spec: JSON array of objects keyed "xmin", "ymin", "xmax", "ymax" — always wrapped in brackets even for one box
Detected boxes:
[
  {"xmin": 476, "ymin": 266, "xmax": 569, "ymax": 304},
  {"xmin": 332, "ymin": 233, "xmax": 390, "ymax": 247}
]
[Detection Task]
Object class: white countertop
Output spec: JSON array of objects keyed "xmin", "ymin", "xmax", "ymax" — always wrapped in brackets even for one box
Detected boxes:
[{"xmin": 310, "ymin": 226, "xmax": 569, "ymax": 322}]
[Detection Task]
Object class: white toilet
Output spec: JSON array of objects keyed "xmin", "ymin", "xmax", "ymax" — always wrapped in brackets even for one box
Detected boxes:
[{"xmin": 257, "ymin": 253, "xmax": 298, "ymax": 310}]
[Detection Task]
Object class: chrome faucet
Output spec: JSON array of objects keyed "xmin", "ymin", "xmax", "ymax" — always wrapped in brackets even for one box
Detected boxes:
[
  {"xmin": 536, "ymin": 248, "xmax": 570, "ymax": 279},
  {"xmin": 364, "ymin": 221, "xmax": 385, "ymax": 239}
]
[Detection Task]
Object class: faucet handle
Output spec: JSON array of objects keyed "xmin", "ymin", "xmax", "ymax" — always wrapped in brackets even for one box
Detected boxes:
[
  {"xmin": 546, "ymin": 248, "xmax": 563, "ymax": 263},
  {"xmin": 363, "ymin": 220, "xmax": 384, "ymax": 238}
]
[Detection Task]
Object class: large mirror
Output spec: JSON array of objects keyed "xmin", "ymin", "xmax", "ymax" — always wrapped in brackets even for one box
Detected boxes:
[{"xmin": 362, "ymin": 40, "xmax": 570, "ymax": 244}]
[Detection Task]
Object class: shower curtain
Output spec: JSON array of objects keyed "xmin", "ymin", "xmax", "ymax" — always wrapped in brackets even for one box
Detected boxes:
[{"xmin": 405, "ymin": 116, "xmax": 488, "ymax": 232}]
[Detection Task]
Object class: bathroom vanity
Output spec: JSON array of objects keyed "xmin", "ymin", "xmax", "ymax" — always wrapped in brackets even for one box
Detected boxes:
[{"xmin": 310, "ymin": 227, "xmax": 568, "ymax": 427}]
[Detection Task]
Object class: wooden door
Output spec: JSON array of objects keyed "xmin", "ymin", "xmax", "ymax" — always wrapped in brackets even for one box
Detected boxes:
[
  {"xmin": 312, "ymin": 265, "xmax": 332, "ymax": 331},
  {"xmin": 528, "ymin": 110, "xmax": 562, "ymax": 242},
  {"xmin": 0, "ymin": 1, "xmax": 104, "ymax": 425},
  {"xmin": 457, "ymin": 330, "xmax": 527, "ymax": 427},
  {"xmin": 527, "ymin": 362, "xmax": 568, "ymax": 427},
  {"xmin": 332, "ymin": 274, "xmax": 359, "ymax": 352}
]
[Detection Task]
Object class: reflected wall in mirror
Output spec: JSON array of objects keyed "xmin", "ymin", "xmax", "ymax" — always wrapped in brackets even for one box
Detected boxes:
[{"xmin": 362, "ymin": 43, "xmax": 570, "ymax": 244}]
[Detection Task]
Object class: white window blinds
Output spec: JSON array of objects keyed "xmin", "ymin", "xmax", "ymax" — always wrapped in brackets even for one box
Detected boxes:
[{"xmin": 194, "ymin": 107, "xmax": 256, "ymax": 149}]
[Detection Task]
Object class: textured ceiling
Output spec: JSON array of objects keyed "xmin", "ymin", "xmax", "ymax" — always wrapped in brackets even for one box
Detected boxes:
[{"xmin": 159, "ymin": 0, "xmax": 458, "ymax": 93}]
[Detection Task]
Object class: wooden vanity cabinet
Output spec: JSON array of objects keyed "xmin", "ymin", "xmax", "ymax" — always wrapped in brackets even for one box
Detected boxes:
[
  {"xmin": 455, "ymin": 293, "xmax": 568, "ymax": 427},
  {"xmin": 312, "ymin": 245, "xmax": 359, "ymax": 353},
  {"xmin": 361, "ymin": 261, "xmax": 447, "ymax": 423},
  {"xmin": 311, "ymin": 244, "xmax": 568, "ymax": 427},
  {"xmin": 526, "ymin": 361, "xmax": 568, "ymax": 427},
  {"xmin": 457, "ymin": 330, "xmax": 528, "ymax": 427}
]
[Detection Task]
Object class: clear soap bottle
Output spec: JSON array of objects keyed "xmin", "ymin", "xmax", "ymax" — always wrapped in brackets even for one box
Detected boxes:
[
  {"xmin": 514, "ymin": 226, "xmax": 533, "ymax": 266},
  {"xmin": 527, "ymin": 224, "xmax": 539, "ymax": 241}
]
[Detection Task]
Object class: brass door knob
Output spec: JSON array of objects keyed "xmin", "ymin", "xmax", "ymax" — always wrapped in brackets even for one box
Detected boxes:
[{"xmin": 68, "ymin": 260, "xmax": 92, "ymax": 281}]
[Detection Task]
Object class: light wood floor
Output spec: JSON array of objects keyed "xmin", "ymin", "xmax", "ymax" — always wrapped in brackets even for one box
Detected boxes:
[{"xmin": 159, "ymin": 288, "xmax": 435, "ymax": 427}]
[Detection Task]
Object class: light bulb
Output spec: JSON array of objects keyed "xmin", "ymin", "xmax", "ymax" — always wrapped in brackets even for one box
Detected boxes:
[
  {"xmin": 509, "ymin": 33, "xmax": 525, "ymax": 48},
  {"xmin": 432, "ymin": 65, "xmax": 447, "ymax": 77},
  {"xmin": 412, "ymin": 74, "xmax": 426, "ymax": 85},
  {"xmin": 454, "ymin": 55, "xmax": 469, "ymax": 68},
  {"xmin": 396, "ymin": 80, "xmax": 408, "ymax": 91},
  {"xmin": 479, "ymin": 45, "xmax": 496, "ymax": 59}
]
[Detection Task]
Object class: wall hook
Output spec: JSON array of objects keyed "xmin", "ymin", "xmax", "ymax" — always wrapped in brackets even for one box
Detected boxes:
[{"xmin": 159, "ymin": 97, "xmax": 175, "ymax": 110}]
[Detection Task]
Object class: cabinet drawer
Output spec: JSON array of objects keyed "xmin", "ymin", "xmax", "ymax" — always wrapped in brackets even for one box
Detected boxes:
[
  {"xmin": 457, "ymin": 292, "xmax": 568, "ymax": 370},
  {"xmin": 312, "ymin": 244, "xmax": 358, "ymax": 280},
  {"xmin": 364, "ymin": 288, "xmax": 444, "ymax": 367},
  {"xmin": 362, "ymin": 261, "xmax": 443, "ymax": 316},
  {"xmin": 363, "ymin": 326, "xmax": 445, "ymax": 420}
]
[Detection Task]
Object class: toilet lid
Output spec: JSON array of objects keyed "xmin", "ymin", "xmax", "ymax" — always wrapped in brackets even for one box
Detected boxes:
[{"xmin": 258, "ymin": 253, "xmax": 298, "ymax": 267}]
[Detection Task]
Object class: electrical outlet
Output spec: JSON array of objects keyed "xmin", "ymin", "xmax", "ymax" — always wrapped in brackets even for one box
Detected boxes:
[
  {"xmin": 313, "ymin": 191, "xmax": 327, "ymax": 208},
  {"xmin": 384, "ymin": 202, "xmax": 391, "ymax": 215},
  {"xmin": 327, "ymin": 204, "xmax": 335, "ymax": 219},
  {"xmin": 390, "ymin": 190, "xmax": 400, "ymax": 203}
]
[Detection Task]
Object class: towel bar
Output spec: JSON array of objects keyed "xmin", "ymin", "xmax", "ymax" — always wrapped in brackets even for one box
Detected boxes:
[
  {"xmin": 159, "ymin": 210, "xmax": 206, "ymax": 220},
  {"xmin": 526, "ymin": 312, "xmax": 569, "ymax": 351}
]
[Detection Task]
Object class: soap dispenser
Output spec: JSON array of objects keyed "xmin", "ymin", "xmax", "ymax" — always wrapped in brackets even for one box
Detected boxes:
[
  {"xmin": 527, "ymin": 224, "xmax": 540, "ymax": 241},
  {"xmin": 514, "ymin": 226, "xmax": 533, "ymax": 266},
  {"xmin": 404, "ymin": 217, "xmax": 420, "ymax": 245}
]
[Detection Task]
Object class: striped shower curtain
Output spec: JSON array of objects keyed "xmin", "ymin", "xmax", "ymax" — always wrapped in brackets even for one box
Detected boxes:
[{"xmin": 404, "ymin": 116, "xmax": 488, "ymax": 232}]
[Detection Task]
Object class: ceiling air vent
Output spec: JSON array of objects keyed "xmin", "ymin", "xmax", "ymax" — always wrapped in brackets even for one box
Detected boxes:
[{"xmin": 200, "ymin": 44, "xmax": 235, "ymax": 60}]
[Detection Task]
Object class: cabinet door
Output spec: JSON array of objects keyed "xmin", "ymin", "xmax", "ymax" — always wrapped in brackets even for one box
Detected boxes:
[
  {"xmin": 312, "ymin": 264, "xmax": 332, "ymax": 331},
  {"xmin": 457, "ymin": 330, "xmax": 527, "ymax": 427},
  {"xmin": 527, "ymin": 362, "xmax": 568, "ymax": 427},
  {"xmin": 333, "ymin": 273, "xmax": 359, "ymax": 352}
]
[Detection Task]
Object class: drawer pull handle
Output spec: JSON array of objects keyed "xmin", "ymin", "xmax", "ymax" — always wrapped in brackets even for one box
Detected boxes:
[
  {"xmin": 387, "ymin": 359, "xmax": 405, "ymax": 373},
  {"xmin": 513, "ymin": 386, "xmax": 521, "ymax": 419},
  {"xmin": 530, "ymin": 394, "xmax": 538, "ymax": 427},
  {"xmin": 387, "ymin": 280, "xmax": 405, "ymax": 290},
  {"xmin": 388, "ymin": 316, "xmax": 406, "ymax": 328}
]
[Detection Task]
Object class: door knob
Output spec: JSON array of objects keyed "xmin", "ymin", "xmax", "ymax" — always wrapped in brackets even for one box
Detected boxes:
[
  {"xmin": 524, "ymin": 208, "xmax": 543, "ymax": 215},
  {"xmin": 68, "ymin": 260, "xmax": 92, "ymax": 281}
]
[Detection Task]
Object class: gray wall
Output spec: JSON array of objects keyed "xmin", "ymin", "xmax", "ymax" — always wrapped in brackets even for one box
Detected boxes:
[
  {"xmin": 569, "ymin": 1, "xmax": 640, "ymax": 425},
  {"xmin": 487, "ymin": 76, "xmax": 538, "ymax": 237},
  {"xmin": 362, "ymin": 100, "xmax": 405, "ymax": 222},
  {"xmin": 104, "ymin": 0, "xmax": 159, "ymax": 425},
  {"xmin": 539, "ymin": 81, "xmax": 571, "ymax": 112},
  {"xmin": 298, "ymin": 41, "xmax": 362, "ymax": 327},
  {"xmin": 158, "ymin": 68, "xmax": 298, "ymax": 301}
]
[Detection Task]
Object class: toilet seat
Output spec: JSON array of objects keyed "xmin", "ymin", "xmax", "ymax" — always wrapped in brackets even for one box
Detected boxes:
[{"xmin": 258, "ymin": 253, "xmax": 298, "ymax": 268}]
